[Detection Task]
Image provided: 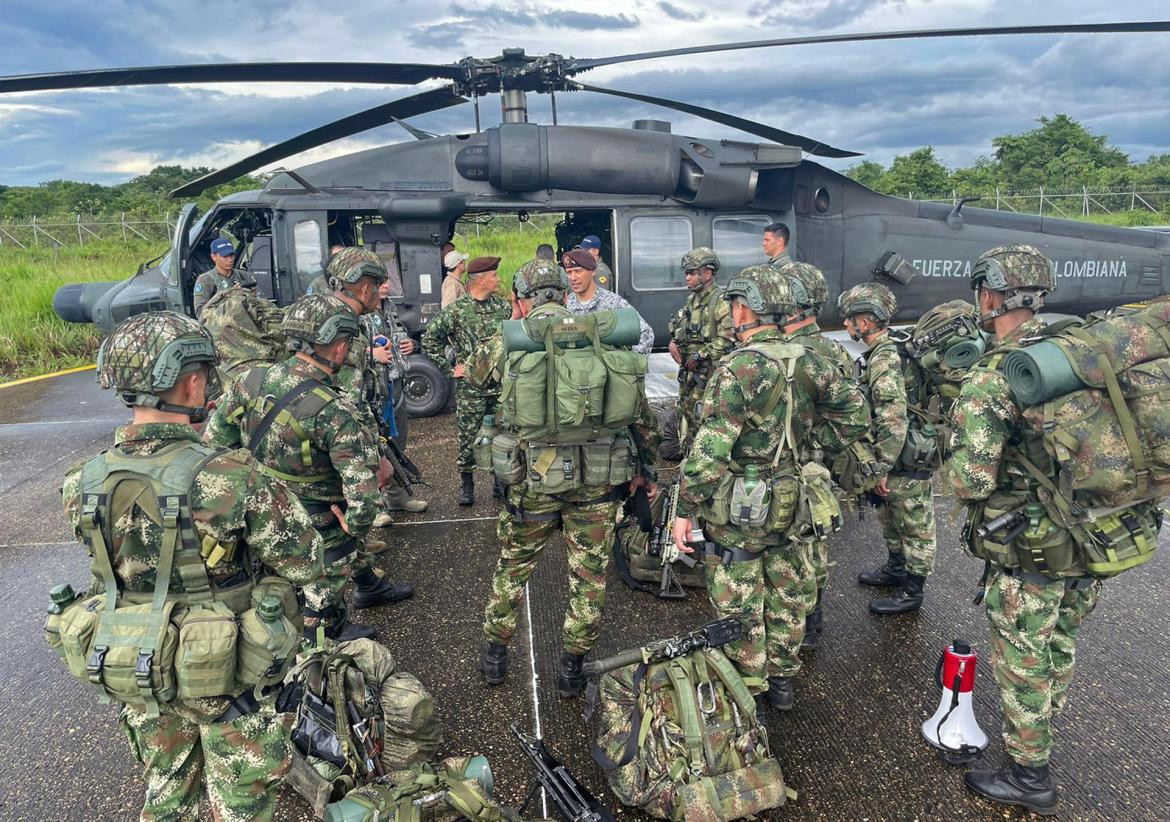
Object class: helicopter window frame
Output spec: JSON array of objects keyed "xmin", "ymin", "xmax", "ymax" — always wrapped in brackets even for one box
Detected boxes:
[
  {"xmin": 293, "ymin": 218, "xmax": 325, "ymax": 281},
  {"xmin": 628, "ymin": 215, "xmax": 694, "ymax": 292},
  {"xmin": 713, "ymin": 214, "xmax": 773, "ymax": 278}
]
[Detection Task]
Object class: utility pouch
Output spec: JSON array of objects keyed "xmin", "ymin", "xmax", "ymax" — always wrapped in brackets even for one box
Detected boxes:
[
  {"xmin": 473, "ymin": 418, "xmax": 498, "ymax": 473},
  {"xmin": 503, "ymin": 351, "xmax": 547, "ymax": 431},
  {"xmin": 86, "ymin": 600, "xmax": 180, "ymax": 711},
  {"xmin": 237, "ymin": 599, "xmax": 298, "ymax": 690},
  {"xmin": 793, "ymin": 462, "xmax": 842, "ymax": 540},
  {"xmin": 729, "ymin": 471, "xmax": 771, "ymax": 528},
  {"xmin": 601, "ymin": 349, "xmax": 647, "ymax": 428},
  {"xmin": 670, "ymin": 760, "xmax": 789, "ymax": 822},
  {"xmin": 581, "ymin": 436, "xmax": 616, "ymax": 486},
  {"xmin": 766, "ymin": 475, "xmax": 800, "ymax": 533},
  {"xmin": 1014, "ymin": 505, "xmax": 1079, "ymax": 576},
  {"xmin": 58, "ymin": 594, "xmax": 106, "ymax": 677},
  {"xmin": 1075, "ymin": 504, "xmax": 1160, "ymax": 577},
  {"xmin": 175, "ymin": 601, "xmax": 239, "ymax": 699},
  {"xmin": 490, "ymin": 431, "xmax": 526, "ymax": 486},
  {"xmin": 609, "ymin": 432, "xmax": 637, "ymax": 485},
  {"xmin": 251, "ymin": 575, "xmax": 302, "ymax": 632},
  {"xmin": 701, "ymin": 472, "xmax": 737, "ymax": 526},
  {"xmin": 830, "ymin": 440, "xmax": 882, "ymax": 494},
  {"xmin": 898, "ymin": 425, "xmax": 943, "ymax": 473},
  {"xmin": 526, "ymin": 443, "xmax": 582, "ymax": 494},
  {"xmin": 554, "ymin": 349, "xmax": 607, "ymax": 427}
]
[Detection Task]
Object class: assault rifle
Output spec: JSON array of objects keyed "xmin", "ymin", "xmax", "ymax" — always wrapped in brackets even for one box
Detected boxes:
[
  {"xmin": 647, "ymin": 481, "xmax": 699, "ymax": 599},
  {"xmin": 583, "ymin": 616, "xmax": 743, "ymax": 677},
  {"xmin": 512, "ymin": 723, "xmax": 615, "ymax": 822}
]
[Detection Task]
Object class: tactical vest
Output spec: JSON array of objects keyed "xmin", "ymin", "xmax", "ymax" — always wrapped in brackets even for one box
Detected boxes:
[
  {"xmin": 46, "ymin": 441, "xmax": 299, "ymax": 715},
  {"xmin": 669, "ymin": 287, "xmax": 721, "ymax": 352},
  {"xmin": 492, "ymin": 305, "xmax": 647, "ymax": 495},
  {"xmin": 228, "ymin": 365, "xmax": 344, "ymax": 496}
]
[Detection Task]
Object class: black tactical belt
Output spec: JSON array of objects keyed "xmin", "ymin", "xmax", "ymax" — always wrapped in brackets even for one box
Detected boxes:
[
  {"xmin": 215, "ymin": 689, "xmax": 263, "ymax": 723},
  {"xmin": 997, "ymin": 565, "xmax": 1095, "ymax": 589},
  {"xmin": 705, "ymin": 541, "xmax": 767, "ymax": 565},
  {"xmin": 324, "ymin": 538, "xmax": 358, "ymax": 565},
  {"xmin": 502, "ymin": 488, "xmax": 624, "ymax": 524},
  {"xmin": 890, "ymin": 468, "xmax": 933, "ymax": 480}
]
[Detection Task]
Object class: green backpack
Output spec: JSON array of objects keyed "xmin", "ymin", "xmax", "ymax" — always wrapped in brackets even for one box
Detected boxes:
[
  {"xmin": 588, "ymin": 633, "xmax": 792, "ymax": 821},
  {"xmin": 46, "ymin": 442, "xmax": 298, "ymax": 718},
  {"xmin": 200, "ymin": 285, "xmax": 286, "ymax": 385}
]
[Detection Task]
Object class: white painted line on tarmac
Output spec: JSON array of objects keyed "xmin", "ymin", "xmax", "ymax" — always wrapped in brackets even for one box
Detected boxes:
[
  {"xmin": 0, "ymin": 540, "xmax": 73, "ymax": 550},
  {"xmin": 522, "ymin": 580, "xmax": 549, "ymax": 819},
  {"xmin": 391, "ymin": 515, "xmax": 497, "ymax": 526},
  {"xmin": 0, "ymin": 419, "xmax": 121, "ymax": 428}
]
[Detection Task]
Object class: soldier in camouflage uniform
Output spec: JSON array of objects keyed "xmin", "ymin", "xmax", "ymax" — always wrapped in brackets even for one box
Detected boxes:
[
  {"xmin": 478, "ymin": 259, "xmax": 661, "ymax": 698},
  {"xmin": 667, "ymin": 247, "xmax": 735, "ymax": 449},
  {"xmin": 945, "ymin": 244, "xmax": 1162, "ymax": 814},
  {"xmin": 62, "ymin": 312, "xmax": 323, "ymax": 821},
  {"xmin": 839, "ymin": 283, "xmax": 939, "ymax": 615},
  {"xmin": 422, "ymin": 255, "xmax": 512, "ymax": 505},
  {"xmin": 204, "ymin": 294, "xmax": 387, "ymax": 642},
  {"xmin": 776, "ymin": 260, "xmax": 854, "ymax": 650},
  {"xmin": 672, "ymin": 266, "xmax": 869, "ymax": 713}
]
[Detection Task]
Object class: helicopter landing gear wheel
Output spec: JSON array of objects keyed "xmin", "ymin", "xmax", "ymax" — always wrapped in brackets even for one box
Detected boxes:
[{"xmin": 402, "ymin": 354, "xmax": 450, "ymax": 418}]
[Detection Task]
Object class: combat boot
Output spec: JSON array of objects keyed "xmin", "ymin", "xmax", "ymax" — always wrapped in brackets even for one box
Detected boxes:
[
  {"xmin": 869, "ymin": 573, "xmax": 925, "ymax": 615},
  {"xmin": 383, "ymin": 484, "xmax": 429, "ymax": 513},
  {"xmin": 765, "ymin": 676, "xmax": 795, "ymax": 711},
  {"xmin": 480, "ymin": 642, "xmax": 508, "ymax": 686},
  {"xmin": 322, "ymin": 605, "xmax": 377, "ymax": 642},
  {"xmin": 754, "ymin": 694, "xmax": 768, "ymax": 725},
  {"xmin": 557, "ymin": 651, "xmax": 586, "ymax": 698},
  {"xmin": 800, "ymin": 588, "xmax": 824, "ymax": 651},
  {"xmin": 492, "ymin": 477, "xmax": 505, "ymax": 501},
  {"xmin": 964, "ymin": 762, "xmax": 1058, "ymax": 816},
  {"xmin": 858, "ymin": 552, "xmax": 907, "ymax": 587},
  {"xmin": 458, "ymin": 472, "xmax": 475, "ymax": 506},
  {"xmin": 351, "ymin": 567, "xmax": 414, "ymax": 609}
]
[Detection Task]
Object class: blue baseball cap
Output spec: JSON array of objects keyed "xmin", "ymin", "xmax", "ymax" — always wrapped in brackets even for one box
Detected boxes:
[
  {"xmin": 577, "ymin": 235, "xmax": 601, "ymax": 251},
  {"xmin": 210, "ymin": 238, "xmax": 236, "ymax": 256}
]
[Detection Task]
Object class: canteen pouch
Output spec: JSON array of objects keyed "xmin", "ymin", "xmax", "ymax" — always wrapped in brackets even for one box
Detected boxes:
[
  {"xmin": 729, "ymin": 473, "xmax": 770, "ymax": 528},
  {"xmin": 237, "ymin": 607, "xmax": 298, "ymax": 689},
  {"xmin": 175, "ymin": 601, "xmax": 239, "ymax": 699},
  {"xmin": 473, "ymin": 421, "xmax": 496, "ymax": 472},
  {"xmin": 58, "ymin": 594, "xmax": 106, "ymax": 677},
  {"xmin": 490, "ymin": 431, "xmax": 526, "ymax": 486},
  {"xmin": 765, "ymin": 474, "xmax": 800, "ymax": 533},
  {"xmin": 1076, "ymin": 504, "xmax": 1161, "ymax": 577},
  {"xmin": 581, "ymin": 436, "xmax": 615, "ymax": 487},
  {"xmin": 85, "ymin": 600, "xmax": 179, "ymax": 710},
  {"xmin": 609, "ymin": 432, "xmax": 637, "ymax": 485},
  {"xmin": 602, "ymin": 350, "xmax": 648, "ymax": 428},
  {"xmin": 898, "ymin": 426, "xmax": 943, "ymax": 473},
  {"xmin": 251, "ymin": 575, "xmax": 302, "ymax": 632},
  {"xmin": 793, "ymin": 462, "xmax": 842, "ymax": 540},
  {"xmin": 670, "ymin": 760, "xmax": 789, "ymax": 822},
  {"xmin": 526, "ymin": 443, "xmax": 582, "ymax": 494}
]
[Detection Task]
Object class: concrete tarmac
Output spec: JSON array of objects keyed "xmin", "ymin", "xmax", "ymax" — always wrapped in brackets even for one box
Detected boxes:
[{"xmin": 2, "ymin": 369, "xmax": 1169, "ymax": 820}]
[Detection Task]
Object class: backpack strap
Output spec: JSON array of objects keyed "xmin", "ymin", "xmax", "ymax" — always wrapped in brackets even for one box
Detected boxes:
[
  {"xmin": 590, "ymin": 662, "xmax": 651, "ymax": 771},
  {"xmin": 665, "ymin": 658, "xmax": 706, "ymax": 777},
  {"xmin": 248, "ymin": 377, "xmax": 327, "ymax": 459}
]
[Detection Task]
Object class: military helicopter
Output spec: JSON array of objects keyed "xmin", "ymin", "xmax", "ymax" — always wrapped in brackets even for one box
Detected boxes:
[{"xmin": 6, "ymin": 21, "xmax": 1170, "ymax": 415}]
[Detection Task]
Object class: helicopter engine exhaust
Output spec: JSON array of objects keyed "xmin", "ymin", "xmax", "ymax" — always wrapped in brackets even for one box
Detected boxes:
[{"xmin": 455, "ymin": 123, "xmax": 724, "ymax": 202}]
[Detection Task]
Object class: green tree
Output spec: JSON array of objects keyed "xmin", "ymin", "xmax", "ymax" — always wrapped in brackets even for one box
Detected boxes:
[
  {"xmin": 992, "ymin": 114, "xmax": 1129, "ymax": 190},
  {"xmin": 846, "ymin": 160, "xmax": 885, "ymax": 190},
  {"xmin": 880, "ymin": 147, "xmax": 950, "ymax": 197}
]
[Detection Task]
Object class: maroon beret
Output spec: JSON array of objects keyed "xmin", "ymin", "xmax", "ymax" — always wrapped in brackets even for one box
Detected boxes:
[
  {"xmin": 562, "ymin": 249, "xmax": 597, "ymax": 271},
  {"xmin": 467, "ymin": 256, "xmax": 501, "ymax": 276}
]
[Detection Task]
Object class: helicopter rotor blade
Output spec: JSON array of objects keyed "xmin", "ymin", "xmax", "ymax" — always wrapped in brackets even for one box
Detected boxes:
[
  {"xmin": 0, "ymin": 62, "xmax": 463, "ymax": 94},
  {"xmin": 170, "ymin": 86, "xmax": 466, "ymax": 197},
  {"xmin": 391, "ymin": 117, "xmax": 437, "ymax": 140},
  {"xmin": 572, "ymin": 81, "xmax": 859, "ymax": 158},
  {"xmin": 570, "ymin": 21, "xmax": 1170, "ymax": 72}
]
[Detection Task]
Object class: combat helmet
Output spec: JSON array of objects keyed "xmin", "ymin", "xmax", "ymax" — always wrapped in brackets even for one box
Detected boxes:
[
  {"xmin": 97, "ymin": 311, "xmax": 219, "ymax": 419},
  {"xmin": 724, "ymin": 265, "xmax": 806, "ymax": 333},
  {"xmin": 837, "ymin": 282, "xmax": 898, "ymax": 324},
  {"xmin": 325, "ymin": 246, "xmax": 388, "ymax": 289},
  {"xmin": 970, "ymin": 243, "xmax": 1055, "ymax": 323},
  {"xmin": 681, "ymin": 247, "xmax": 720, "ymax": 273},
  {"xmin": 282, "ymin": 294, "xmax": 361, "ymax": 370},
  {"xmin": 778, "ymin": 261, "xmax": 828, "ymax": 316},
  {"xmin": 513, "ymin": 258, "xmax": 568, "ymax": 302}
]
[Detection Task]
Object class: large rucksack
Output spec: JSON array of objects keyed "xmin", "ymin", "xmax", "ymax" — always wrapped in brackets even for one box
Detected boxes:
[
  {"xmin": 200, "ymin": 285, "xmax": 286, "ymax": 385},
  {"xmin": 493, "ymin": 307, "xmax": 647, "ymax": 495},
  {"xmin": 907, "ymin": 299, "xmax": 985, "ymax": 412},
  {"xmin": 985, "ymin": 303, "xmax": 1170, "ymax": 575},
  {"xmin": 586, "ymin": 619, "xmax": 793, "ymax": 821},
  {"xmin": 45, "ymin": 442, "xmax": 300, "ymax": 718},
  {"xmin": 282, "ymin": 639, "xmax": 443, "ymax": 818}
]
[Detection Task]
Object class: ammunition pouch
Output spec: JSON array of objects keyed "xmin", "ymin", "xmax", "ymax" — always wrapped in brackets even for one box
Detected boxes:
[
  {"xmin": 1071, "ymin": 503, "xmax": 1161, "ymax": 578},
  {"xmin": 792, "ymin": 462, "xmax": 842, "ymax": 542},
  {"xmin": 519, "ymin": 433, "xmax": 637, "ymax": 495},
  {"xmin": 964, "ymin": 495, "xmax": 1079, "ymax": 576},
  {"xmin": 829, "ymin": 440, "xmax": 883, "ymax": 494}
]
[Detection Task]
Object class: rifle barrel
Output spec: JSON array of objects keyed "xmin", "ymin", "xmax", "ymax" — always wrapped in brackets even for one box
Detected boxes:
[{"xmin": 583, "ymin": 647, "xmax": 645, "ymax": 677}]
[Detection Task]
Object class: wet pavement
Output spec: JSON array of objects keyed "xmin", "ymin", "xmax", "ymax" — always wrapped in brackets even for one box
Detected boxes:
[{"xmin": 1, "ymin": 369, "xmax": 1168, "ymax": 820}]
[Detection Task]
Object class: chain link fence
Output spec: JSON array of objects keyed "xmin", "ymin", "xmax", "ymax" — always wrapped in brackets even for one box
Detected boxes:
[
  {"xmin": 0, "ymin": 213, "xmax": 177, "ymax": 249},
  {"xmin": 908, "ymin": 186, "xmax": 1170, "ymax": 220}
]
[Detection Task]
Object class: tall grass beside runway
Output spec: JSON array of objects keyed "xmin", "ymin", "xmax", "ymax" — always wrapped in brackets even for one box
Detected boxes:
[{"xmin": 0, "ymin": 218, "xmax": 557, "ymax": 382}]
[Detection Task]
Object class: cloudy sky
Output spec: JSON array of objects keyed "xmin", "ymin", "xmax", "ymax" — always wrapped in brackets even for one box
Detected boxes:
[{"xmin": 1, "ymin": 0, "xmax": 1169, "ymax": 186}]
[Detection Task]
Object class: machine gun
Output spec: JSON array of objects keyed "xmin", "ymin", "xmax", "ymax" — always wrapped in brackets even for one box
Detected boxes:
[
  {"xmin": 646, "ymin": 482, "xmax": 700, "ymax": 599},
  {"xmin": 583, "ymin": 616, "xmax": 743, "ymax": 677},
  {"xmin": 512, "ymin": 723, "xmax": 615, "ymax": 822}
]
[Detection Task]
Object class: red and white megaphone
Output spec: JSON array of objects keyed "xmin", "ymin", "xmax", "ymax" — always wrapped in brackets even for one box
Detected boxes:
[{"xmin": 922, "ymin": 639, "xmax": 988, "ymax": 764}]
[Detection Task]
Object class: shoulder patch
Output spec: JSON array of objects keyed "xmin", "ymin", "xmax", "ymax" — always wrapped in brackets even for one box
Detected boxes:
[{"xmin": 193, "ymin": 282, "xmax": 203, "ymax": 294}]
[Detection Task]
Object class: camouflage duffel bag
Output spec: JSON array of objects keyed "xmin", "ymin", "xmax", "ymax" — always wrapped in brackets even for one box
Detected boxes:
[{"xmin": 589, "ymin": 644, "xmax": 792, "ymax": 820}]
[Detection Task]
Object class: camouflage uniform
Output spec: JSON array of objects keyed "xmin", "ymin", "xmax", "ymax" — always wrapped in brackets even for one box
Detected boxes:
[
  {"xmin": 668, "ymin": 247, "xmax": 735, "ymax": 442},
  {"xmin": 193, "ymin": 268, "xmax": 249, "ymax": 318},
  {"xmin": 204, "ymin": 296, "xmax": 381, "ymax": 634},
  {"xmin": 678, "ymin": 268, "xmax": 868, "ymax": 692},
  {"xmin": 61, "ymin": 312, "xmax": 323, "ymax": 821},
  {"xmin": 421, "ymin": 291, "xmax": 511, "ymax": 471}
]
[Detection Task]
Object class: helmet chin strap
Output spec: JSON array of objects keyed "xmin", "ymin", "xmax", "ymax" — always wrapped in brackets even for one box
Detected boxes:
[
  {"xmin": 978, "ymin": 290, "xmax": 1044, "ymax": 329},
  {"xmin": 122, "ymin": 392, "xmax": 209, "ymax": 423},
  {"xmin": 733, "ymin": 319, "xmax": 763, "ymax": 337}
]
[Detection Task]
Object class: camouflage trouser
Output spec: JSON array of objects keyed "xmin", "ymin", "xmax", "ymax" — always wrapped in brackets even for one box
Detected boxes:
[
  {"xmin": 983, "ymin": 570, "xmax": 1100, "ymax": 767},
  {"xmin": 705, "ymin": 540, "xmax": 816, "ymax": 690},
  {"xmin": 120, "ymin": 703, "xmax": 290, "ymax": 822},
  {"xmin": 455, "ymin": 382, "xmax": 499, "ymax": 472},
  {"xmin": 676, "ymin": 379, "xmax": 702, "ymax": 445},
  {"xmin": 876, "ymin": 474, "xmax": 936, "ymax": 577},
  {"xmin": 301, "ymin": 525, "xmax": 358, "ymax": 611},
  {"xmin": 483, "ymin": 484, "xmax": 621, "ymax": 655}
]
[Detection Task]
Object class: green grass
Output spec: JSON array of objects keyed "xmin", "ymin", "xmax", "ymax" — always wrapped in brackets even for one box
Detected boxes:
[
  {"xmin": 456, "ymin": 216, "xmax": 557, "ymax": 294},
  {"xmin": 0, "ymin": 239, "xmax": 168, "ymax": 381}
]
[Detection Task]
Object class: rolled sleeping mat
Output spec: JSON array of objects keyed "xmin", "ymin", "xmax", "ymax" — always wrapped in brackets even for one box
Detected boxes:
[
  {"xmin": 942, "ymin": 333, "xmax": 988, "ymax": 370},
  {"xmin": 1002, "ymin": 340, "xmax": 1087, "ymax": 406},
  {"xmin": 503, "ymin": 307, "xmax": 642, "ymax": 352}
]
